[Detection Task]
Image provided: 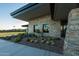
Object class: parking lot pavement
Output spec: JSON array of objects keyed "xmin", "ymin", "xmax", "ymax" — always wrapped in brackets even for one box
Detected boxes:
[{"xmin": 0, "ymin": 39, "xmax": 62, "ymax": 56}]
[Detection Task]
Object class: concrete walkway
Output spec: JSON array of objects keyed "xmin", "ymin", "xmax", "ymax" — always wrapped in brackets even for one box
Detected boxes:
[{"xmin": 0, "ymin": 39, "xmax": 62, "ymax": 56}]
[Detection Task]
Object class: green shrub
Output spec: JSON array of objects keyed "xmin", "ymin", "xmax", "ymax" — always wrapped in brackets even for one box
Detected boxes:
[
  {"xmin": 14, "ymin": 36, "xmax": 21, "ymax": 42},
  {"xmin": 10, "ymin": 36, "xmax": 22, "ymax": 43}
]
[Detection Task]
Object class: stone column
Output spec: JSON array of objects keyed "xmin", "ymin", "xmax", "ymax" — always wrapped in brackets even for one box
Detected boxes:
[{"xmin": 64, "ymin": 8, "xmax": 79, "ymax": 56}]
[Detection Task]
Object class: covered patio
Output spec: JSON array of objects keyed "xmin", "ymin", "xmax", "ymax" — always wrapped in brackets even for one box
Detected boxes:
[{"xmin": 10, "ymin": 3, "xmax": 79, "ymax": 55}]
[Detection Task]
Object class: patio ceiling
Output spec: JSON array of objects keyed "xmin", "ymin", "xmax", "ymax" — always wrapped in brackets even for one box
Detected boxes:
[
  {"xmin": 53, "ymin": 3, "xmax": 79, "ymax": 20},
  {"xmin": 11, "ymin": 3, "xmax": 51, "ymax": 21}
]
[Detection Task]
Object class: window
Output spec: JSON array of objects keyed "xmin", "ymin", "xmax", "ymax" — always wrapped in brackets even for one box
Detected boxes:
[
  {"xmin": 33, "ymin": 24, "xmax": 40, "ymax": 33},
  {"xmin": 43, "ymin": 24, "xmax": 49, "ymax": 33},
  {"xmin": 33, "ymin": 25, "xmax": 35, "ymax": 32},
  {"xmin": 60, "ymin": 20, "xmax": 68, "ymax": 38}
]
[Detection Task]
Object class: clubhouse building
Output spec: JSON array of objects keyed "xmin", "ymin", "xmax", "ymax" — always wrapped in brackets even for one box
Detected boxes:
[{"xmin": 11, "ymin": 3, "xmax": 79, "ymax": 55}]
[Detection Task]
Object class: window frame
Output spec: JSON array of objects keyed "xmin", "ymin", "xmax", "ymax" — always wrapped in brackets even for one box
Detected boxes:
[{"xmin": 42, "ymin": 24, "xmax": 49, "ymax": 33}]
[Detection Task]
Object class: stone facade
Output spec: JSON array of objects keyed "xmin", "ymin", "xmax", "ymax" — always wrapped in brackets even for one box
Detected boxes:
[
  {"xmin": 28, "ymin": 15, "xmax": 61, "ymax": 37},
  {"xmin": 64, "ymin": 8, "xmax": 79, "ymax": 56}
]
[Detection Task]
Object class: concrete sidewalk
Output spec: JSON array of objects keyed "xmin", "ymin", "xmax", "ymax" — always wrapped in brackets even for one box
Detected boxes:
[{"xmin": 0, "ymin": 39, "xmax": 62, "ymax": 56}]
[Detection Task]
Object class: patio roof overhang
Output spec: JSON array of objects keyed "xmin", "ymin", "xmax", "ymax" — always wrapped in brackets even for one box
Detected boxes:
[
  {"xmin": 10, "ymin": 3, "xmax": 79, "ymax": 22},
  {"xmin": 53, "ymin": 3, "xmax": 79, "ymax": 21},
  {"xmin": 10, "ymin": 3, "xmax": 51, "ymax": 21}
]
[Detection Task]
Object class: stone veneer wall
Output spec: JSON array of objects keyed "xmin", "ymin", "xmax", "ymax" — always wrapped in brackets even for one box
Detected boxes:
[
  {"xmin": 28, "ymin": 15, "xmax": 61, "ymax": 38},
  {"xmin": 64, "ymin": 8, "xmax": 79, "ymax": 56}
]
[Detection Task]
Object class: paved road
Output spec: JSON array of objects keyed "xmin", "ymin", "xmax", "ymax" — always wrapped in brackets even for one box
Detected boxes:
[{"xmin": 0, "ymin": 39, "xmax": 62, "ymax": 56}]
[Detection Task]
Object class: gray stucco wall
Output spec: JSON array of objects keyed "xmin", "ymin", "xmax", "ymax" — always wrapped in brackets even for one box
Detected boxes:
[{"xmin": 28, "ymin": 15, "xmax": 61, "ymax": 37}]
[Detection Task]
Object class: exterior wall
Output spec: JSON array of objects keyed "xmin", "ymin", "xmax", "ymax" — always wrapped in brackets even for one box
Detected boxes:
[
  {"xmin": 28, "ymin": 15, "xmax": 61, "ymax": 37},
  {"xmin": 64, "ymin": 8, "xmax": 79, "ymax": 56}
]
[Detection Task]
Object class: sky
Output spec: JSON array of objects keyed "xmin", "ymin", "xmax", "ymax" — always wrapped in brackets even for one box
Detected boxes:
[{"xmin": 0, "ymin": 3, "xmax": 29, "ymax": 30}]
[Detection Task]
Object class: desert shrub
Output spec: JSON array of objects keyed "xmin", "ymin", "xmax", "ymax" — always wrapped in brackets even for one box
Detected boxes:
[{"xmin": 26, "ymin": 38, "xmax": 33, "ymax": 43}]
